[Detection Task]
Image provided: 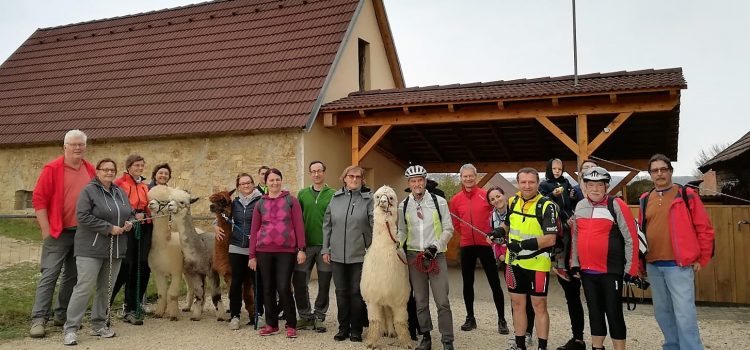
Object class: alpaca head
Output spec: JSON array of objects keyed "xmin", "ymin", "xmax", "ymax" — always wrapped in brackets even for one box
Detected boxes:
[
  {"xmin": 148, "ymin": 185, "xmax": 173, "ymax": 216},
  {"xmin": 167, "ymin": 188, "xmax": 200, "ymax": 216},
  {"xmin": 373, "ymin": 185, "xmax": 397, "ymax": 217},
  {"xmin": 208, "ymin": 189, "xmax": 235, "ymax": 217}
]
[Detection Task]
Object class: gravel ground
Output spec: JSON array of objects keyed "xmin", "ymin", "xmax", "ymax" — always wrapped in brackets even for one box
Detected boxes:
[{"xmin": 2, "ymin": 266, "xmax": 748, "ymax": 350}]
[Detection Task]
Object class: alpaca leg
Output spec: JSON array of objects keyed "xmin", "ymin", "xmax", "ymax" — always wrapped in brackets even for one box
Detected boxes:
[
  {"xmin": 210, "ymin": 270, "xmax": 225, "ymax": 321},
  {"xmin": 167, "ymin": 273, "xmax": 182, "ymax": 320},
  {"xmin": 153, "ymin": 272, "xmax": 168, "ymax": 318},
  {"xmin": 189, "ymin": 275, "xmax": 205, "ymax": 321},
  {"xmin": 383, "ymin": 307, "xmax": 395, "ymax": 337},
  {"xmin": 391, "ymin": 306, "xmax": 414, "ymax": 349},
  {"xmin": 182, "ymin": 274, "xmax": 194, "ymax": 312},
  {"xmin": 364, "ymin": 305, "xmax": 383, "ymax": 349}
]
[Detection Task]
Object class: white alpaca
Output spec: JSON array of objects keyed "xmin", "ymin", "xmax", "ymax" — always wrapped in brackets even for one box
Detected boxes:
[
  {"xmin": 166, "ymin": 188, "xmax": 225, "ymax": 321},
  {"xmin": 361, "ymin": 185, "xmax": 413, "ymax": 349},
  {"xmin": 147, "ymin": 185, "xmax": 185, "ymax": 320}
]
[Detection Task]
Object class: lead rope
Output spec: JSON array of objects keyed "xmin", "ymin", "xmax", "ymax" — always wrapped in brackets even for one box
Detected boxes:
[
  {"xmin": 134, "ymin": 221, "xmax": 143, "ymax": 320},
  {"xmin": 384, "ymin": 221, "xmax": 408, "ymax": 265},
  {"xmin": 106, "ymin": 234, "xmax": 114, "ymax": 328}
]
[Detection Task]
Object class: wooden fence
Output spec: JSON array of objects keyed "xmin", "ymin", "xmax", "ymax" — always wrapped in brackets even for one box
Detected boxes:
[{"xmin": 446, "ymin": 205, "xmax": 750, "ymax": 304}]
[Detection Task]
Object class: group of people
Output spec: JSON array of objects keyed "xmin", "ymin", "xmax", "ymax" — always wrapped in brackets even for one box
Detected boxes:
[{"xmin": 27, "ymin": 129, "xmax": 715, "ymax": 350}]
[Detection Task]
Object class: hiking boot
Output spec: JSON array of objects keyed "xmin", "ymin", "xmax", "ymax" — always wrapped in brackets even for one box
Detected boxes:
[
  {"xmin": 556, "ymin": 338, "xmax": 586, "ymax": 350},
  {"xmin": 416, "ymin": 332, "xmax": 431, "ymax": 350},
  {"xmin": 313, "ymin": 318, "xmax": 327, "ymax": 333},
  {"xmin": 89, "ymin": 327, "xmax": 116, "ymax": 338},
  {"xmin": 460, "ymin": 316, "xmax": 477, "ymax": 331},
  {"xmin": 123, "ymin": 312, "xmax": 143, "ymax": 326},
  {"xmin": 498, "ymin": 318, "xmax": 509, "ymax": 334},
  {"xmin": 443, "ymin": 341, "xmax": 454, "ymax": 350},
  {"xmin": 63, "ymin": 332, "xmax": 77, "ymax": 346},
  {"xmin": 229, "ymin": 317, "xmax": 240, "ymax": 330},
  {"xmin": 259, "ymin": 325, "xmax": 280, "ymax": 336},
  {"xmin": 333, "ymin": 329, "xmax": 349, "ymax": 341},
  {"xmin": 297, "ymin": 318, "xmax": 315, "ymax": 330},
  {"xmin": 29, "ymin": 319, "xmax": 46, "ymax": 338},
  {"xmin": 286, "ymin": 326, "xmax": 297, "ymax": 338}
]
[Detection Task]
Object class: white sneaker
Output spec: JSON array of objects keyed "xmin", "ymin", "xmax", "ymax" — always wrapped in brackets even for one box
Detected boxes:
[
  {"xmin": 90, "ymin": 327, "xmax": 116, "ymax": 338},
  {"xmin": 229, "ymin": 317, "xmax": 240, "ymax": 330},
  {"xmin": 525, "ymin": 332, "xmax": 534, "ymax": 346},
  {"xmin": 63, "ymin": 332, "xmax": 78, "ymax": 346}
]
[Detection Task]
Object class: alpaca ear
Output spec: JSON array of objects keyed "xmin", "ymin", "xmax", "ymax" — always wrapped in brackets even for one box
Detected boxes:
[
  {"xmin": 228, "ymin": 188, "xmax": 236, "ymax": 196},
  {"xmin": 190, "ymin": 197, "xmax": 200, "ymax": 204}
]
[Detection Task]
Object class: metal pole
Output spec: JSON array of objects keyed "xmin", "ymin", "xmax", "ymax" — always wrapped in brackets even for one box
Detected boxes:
[{"xmin": 572, "ymin": 0, "xmax": 579, "ymax": 86}]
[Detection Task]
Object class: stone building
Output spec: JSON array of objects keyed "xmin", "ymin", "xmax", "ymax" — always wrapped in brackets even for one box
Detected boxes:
[{"xmin": 0, "ymin": 0, "xmax": 407, "ymax": 215}]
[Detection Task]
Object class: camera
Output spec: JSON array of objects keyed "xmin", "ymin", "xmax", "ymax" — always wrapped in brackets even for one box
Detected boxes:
[{"xmin": 626, "ymin": 275, "xmax": 650, "ymax": 290}]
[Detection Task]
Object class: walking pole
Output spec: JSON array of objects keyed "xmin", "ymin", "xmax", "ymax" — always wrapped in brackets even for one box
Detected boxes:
[{"xmin": 253, "ymin": 267, "xmax": 260, "ymax": 330}]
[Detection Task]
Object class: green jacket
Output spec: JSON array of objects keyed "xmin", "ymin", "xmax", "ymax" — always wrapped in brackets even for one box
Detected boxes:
[{"xmin": 297, "ymin": 184, "xmax": 335, "ymax": 246}]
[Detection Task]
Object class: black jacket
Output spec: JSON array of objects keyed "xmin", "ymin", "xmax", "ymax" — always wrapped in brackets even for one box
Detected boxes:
[
  {"xmin": 539, "ymin": 159, "xmax": 578, "ymax": 221},
  {"xmin": 230, "ymin": 192, "xmax": 262, "ymax": 249}
]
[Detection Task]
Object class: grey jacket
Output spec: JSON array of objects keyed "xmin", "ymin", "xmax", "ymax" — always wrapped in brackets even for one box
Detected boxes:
[
  {"xmin": 322, "ymin": 186, "xmax": 374, "ymax": 264},
  {"xmin": 75, "ymin": 177, "xmax": 133, "ymax": 259}
]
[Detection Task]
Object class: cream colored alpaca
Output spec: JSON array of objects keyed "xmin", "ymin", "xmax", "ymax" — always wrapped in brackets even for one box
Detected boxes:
[
  {"xmin": 166, "ymin": 188, "xmax": 225, "ymax": 321},
  {"xmin": 146, "ymin": 185, "xmax": 184, "ymax": 320},
  {"xmin": 361, "ymin": 185, "xmax": 413, "ymax": 349}
]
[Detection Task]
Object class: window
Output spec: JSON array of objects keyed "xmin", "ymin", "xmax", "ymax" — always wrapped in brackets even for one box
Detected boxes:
[
  {"xmin": 358, "ymin": 38, "xmax": 370, "ymax": 91},
  {"xmin": 14, "ymin": 190, "xmax": 33, "ymax": 210}
]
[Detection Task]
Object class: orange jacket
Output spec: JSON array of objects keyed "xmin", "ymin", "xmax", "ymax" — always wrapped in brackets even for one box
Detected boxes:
[{"xmin": 114, "ymin": 173, "xmax": 151, "ymax": 220}]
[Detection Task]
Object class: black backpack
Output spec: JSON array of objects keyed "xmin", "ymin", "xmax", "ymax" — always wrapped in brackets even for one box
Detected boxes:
[{"xmin": 403, "ymin": 192, "xmax": 443, "ymax": 223}]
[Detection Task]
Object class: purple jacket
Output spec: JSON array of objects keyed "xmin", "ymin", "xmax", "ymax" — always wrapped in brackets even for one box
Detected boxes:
[{"xmin": 249, "ymin": 190, "xmax": 305, "ymax": 259}]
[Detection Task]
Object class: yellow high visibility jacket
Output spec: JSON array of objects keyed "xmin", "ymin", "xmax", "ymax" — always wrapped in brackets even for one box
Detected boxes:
[{"xmin": 505, "ymin": 192, "xmax": 559, "ymax": 272}]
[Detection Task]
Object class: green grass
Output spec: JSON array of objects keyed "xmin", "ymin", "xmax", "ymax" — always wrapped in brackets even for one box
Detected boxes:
[
  {"xmin": 0, "ymin": 219, "xmax": 41, "ymax": 243},
  {"xmin": 0, "ymin": 262, "xmax": 40, "ymax": 339}
]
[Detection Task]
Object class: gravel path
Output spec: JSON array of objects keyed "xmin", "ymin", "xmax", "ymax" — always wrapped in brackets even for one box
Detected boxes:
[{"xmin": 1, "ymin": 267, "xmax": 748, "ymax": 350}]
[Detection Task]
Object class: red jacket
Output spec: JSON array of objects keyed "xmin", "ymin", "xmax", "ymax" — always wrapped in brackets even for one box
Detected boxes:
[
  {"xmin": 113, "ymin": 173, "xmax": 151, "ymax": 218},
  {"xmin": 449, "ymin": 187, "xmax": 491, "ymax": 247},
  {"xmin": 32, "ymin": 156, "xmax": 96, "ymax": 238},
  {"xmin": 638, "ymin": 186, "xmax": 715, "ymax": 267}
]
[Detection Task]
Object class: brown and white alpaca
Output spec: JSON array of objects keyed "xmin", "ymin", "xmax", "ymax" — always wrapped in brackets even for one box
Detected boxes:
[
  {"xmin": 146, "ymin": 185, "xmax": 185, "ymax": 320},
  {"xmin": 207, "ymin": 189, "xmax": 254, "ymax": 318},
  {"xmin": 167, "ymin": 188, "xmax": 225, "ymax": 321},
  {"xmin": 361, "ymin": 185, "xmax": 413, "ymax": 349}
]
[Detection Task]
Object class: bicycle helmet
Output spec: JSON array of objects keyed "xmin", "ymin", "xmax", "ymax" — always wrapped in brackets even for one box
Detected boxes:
[
  {"xmin": 404, "ymin": 165, "xmax": 428, "ymax": 178},
  {"xmin": 582, "ymin": 166, "xmax": 611, "ymax": 183}
]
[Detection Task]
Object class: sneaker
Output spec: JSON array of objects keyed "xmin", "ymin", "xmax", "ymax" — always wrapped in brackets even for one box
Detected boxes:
[
  {"xmin": 63, "ymin": 332, "xmax": 77, "ymax": 346},
  {"xmin": 286, "ymin": 326, "xmax": 297, "ymax": 338},
  {"xmin": 123, "ymin": 312, "xmax": 143, "ymax": 326},
  {"xmin": 296, "ymin": 318, "xmax": 314, "ymax": 330},
  {"xmin": 313, "ymin": 318, "xmax": 327, "ymax": 333},
  {"xmin": 89, "ymin": 327, "xmax": 116, "ymax": 338},
  {"xmin": 229, "ymin": 317, "xmax": 240, "ymax": 330},
  {"xmin": 525, "ymin": 332, "xmax": 534, "ymax": 347},
  {"xmin": 29, "ymin": 319, "xmax": 46, "ymax": 338},
  {"xmin": 498, "ymin": 319, "xmax": 509, "ymax": 334},
  {"xmin": 259, "ymin": 325, "xmax": 280, "ymax": 336},
  {"xmin": 556, "ymin": 338, "xmax": 585, "ymax": 350},
  {"xmin": 460, "ymin": 316, "xmax": 477, "ymax": 331}
]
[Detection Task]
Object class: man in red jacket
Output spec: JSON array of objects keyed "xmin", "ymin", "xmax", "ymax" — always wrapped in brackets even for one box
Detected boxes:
[
  {"xmin": 448, "ymin": 163, "xmax": 508, "ymax": 334},
  {"xmin": 29, "ymin": 130, "xmax": 96, "ymax": 338},
  {"xmin": 638, "ymin": 154, "xmax": 714, "ymax": 350}
]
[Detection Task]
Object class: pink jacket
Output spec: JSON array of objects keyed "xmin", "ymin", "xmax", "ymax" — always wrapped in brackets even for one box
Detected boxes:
[{"xmin": 249, "ymin": 191, "xmax": 305, "ymax": 259}]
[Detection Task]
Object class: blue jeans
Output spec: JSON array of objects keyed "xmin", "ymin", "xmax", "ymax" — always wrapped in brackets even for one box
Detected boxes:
[{"xmin": 646, "ymin": 263, "xmax": 704, "ymax": 350}]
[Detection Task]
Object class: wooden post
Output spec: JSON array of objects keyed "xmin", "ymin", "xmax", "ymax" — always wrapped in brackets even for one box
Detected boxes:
[
  {"xmin": 351, "ymin": 126, "xmax": 359, "ymax": 165},
  {"xmin": 477, "ymin": 172, "xmax": 497, "ymax": 188},
  {"xmin": 576, "ymin": 114, "xmax": 589, "ymax": 170},
  {"xmin": 358, "ymin": 125, "xmax": 393, "ymax": 163}
]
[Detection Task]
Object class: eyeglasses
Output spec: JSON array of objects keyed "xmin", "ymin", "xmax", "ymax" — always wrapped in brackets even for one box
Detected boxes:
[
  {"xmin": 238, "ymin": 182, "xmax": 254, "ymax": 186},
  {"xmin": 97, "ymin": 168, "xmax": 116, "ymax": 173},
  {"xmin": 649, "ymin": 167, "xmax": 671, "ymax": 175},
  {"xmin": 346, "ymin": 174, "xmax": 362, "ymax": 179},
  {"xmin": 66, "ymin": 143, "xmax": 86, "ymax": 148},
  {"xmin": 310, "ymin": 170, "xmax": 325, "ymax": 174}
]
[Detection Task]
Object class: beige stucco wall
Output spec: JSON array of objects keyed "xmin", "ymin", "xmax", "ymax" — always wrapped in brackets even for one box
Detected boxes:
[
  {"xmin": 302, "ymin": 0, "xmax": 404, "ymax": 192},
  {"xmin": 0, "ymin": 131, "xmax": 302, "ymax": 216}
]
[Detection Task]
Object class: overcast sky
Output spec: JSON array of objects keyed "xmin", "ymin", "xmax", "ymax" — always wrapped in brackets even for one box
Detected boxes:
[{"xmin": 1, "ymin": 0, "xmax": 747, "ymax": 175}]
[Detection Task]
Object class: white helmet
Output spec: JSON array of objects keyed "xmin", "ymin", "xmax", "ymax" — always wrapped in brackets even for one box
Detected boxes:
[
  {"xmin": 582, "ymin": 166, "xmax": 611, "ymax": 183},
  {"xmin": 405, "ymin": 165, "xmax": 427, "ymax": 178}
]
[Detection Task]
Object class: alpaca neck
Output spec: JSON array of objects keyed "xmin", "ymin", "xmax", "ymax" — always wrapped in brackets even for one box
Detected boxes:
[
  {"xmin": 173, "ymin": 210, "xmax": 197, "ymax": 237},
  {"xmin": 151, "ymin": 216, "xmax": 171, "ymax": 245}
]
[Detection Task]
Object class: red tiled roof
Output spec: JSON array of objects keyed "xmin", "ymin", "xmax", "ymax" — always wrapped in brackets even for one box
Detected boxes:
[
  {"xmin": 0, "ymin": 0, "xmax": 360, "ymax": 145},
  {"xmin": 321, "ymin": 68, "xmax": 686, "ymax": 111}
]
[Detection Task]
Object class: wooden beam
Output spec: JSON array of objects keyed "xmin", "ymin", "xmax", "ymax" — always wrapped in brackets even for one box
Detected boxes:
[
  {"xmin": 609, "ymin": 170, "xmax": 640, "ymax": 196},
  {"xmin": 536, "ymin": 116, "xmax": 579, "ymax": 154},
  {"xmin": 448, "ymin": 104, "xmax": 455, "ymax": 113},
  {"xmin": 488, "ymin": 123, "xmax": 512, "ymax": 160},
  {"xmin": 422, "ymin": 159, "xmax": 648, "ymax": 173},
  {"xmin": 497, "ymin": 101, "xmax": 505, "ymax": 110},
  {"xmin": 551, "ymin": 97, "xmax": 559, "ymax": 107},
  {"xmin": 358, "ymin": 109, "xmax": 366, "ymax": 118},
  {"xmin": 351, "ymin": 126, "xmax": 359, "ymax": 165},
  {"xmin": 567, "ymin": 171, "xmax": 579, "ymax": 180},
  {"xmin": 411, "ymin": 126, "xmax": 445, "ymax": 162},
  {"xmin": 323, "ymin": 112, "xmax": 336, "ymax": 127},
  {"xmin": 587, "ymin": 112, "xmax": 633, "ymax": 154},
  {"xmin": 609, "ymin": 94, "xmax": 618, "ymax": 104},
  {"xmin": 577, "ymin": 114, "xmax": 589, "ymax": 168},
  {"xmin": 358, "ymin": 125, "xmax": 393, "ymax": 162},
  {"xmin": 331, "ymin": 96, "xmax": 678, "ymax": 128},
  {"xmin": 455, "ymin": 125, "xmax": 479, "ymax": 162},
  {"xmin": 477, "ymin": 172, "xmax": 497, "ymax": 188}
]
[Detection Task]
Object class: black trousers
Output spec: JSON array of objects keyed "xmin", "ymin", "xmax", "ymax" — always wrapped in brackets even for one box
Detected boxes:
[
  {"xmin": 111, "ymin": 223, "xmax": 152, "ymax": 313},
  {"xmin": 331, "ymin": 261, "xmax": 365, "ymax": 335},
  {"xmin": 460, "ymin": 245, "xmax": 506, "ymax": 320},
  {"xmin": 228, "ymin": 253, "xmax": 256, "ymax": 319},
  {"xmin": 558, "ymin": 275, "xmax": 585, "ymax": 340},
  {"xmin": 257, "ymin": 252, "xmax": 296, "ymax": 328},
  {"xmin": 581, "ymin": 273, "xmax": 626, "ymax": 339}
]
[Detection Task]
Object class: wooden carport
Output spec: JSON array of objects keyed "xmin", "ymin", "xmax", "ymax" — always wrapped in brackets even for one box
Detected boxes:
[{"xmin": 320, "ymin": 68, "xmax": 686, "ymax": 202}]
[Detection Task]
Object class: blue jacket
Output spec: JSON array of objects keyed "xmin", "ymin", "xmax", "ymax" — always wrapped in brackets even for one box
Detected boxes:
[{"xmin": 229, "ymin": 191, "xmax": 262, "ymax": 251}]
